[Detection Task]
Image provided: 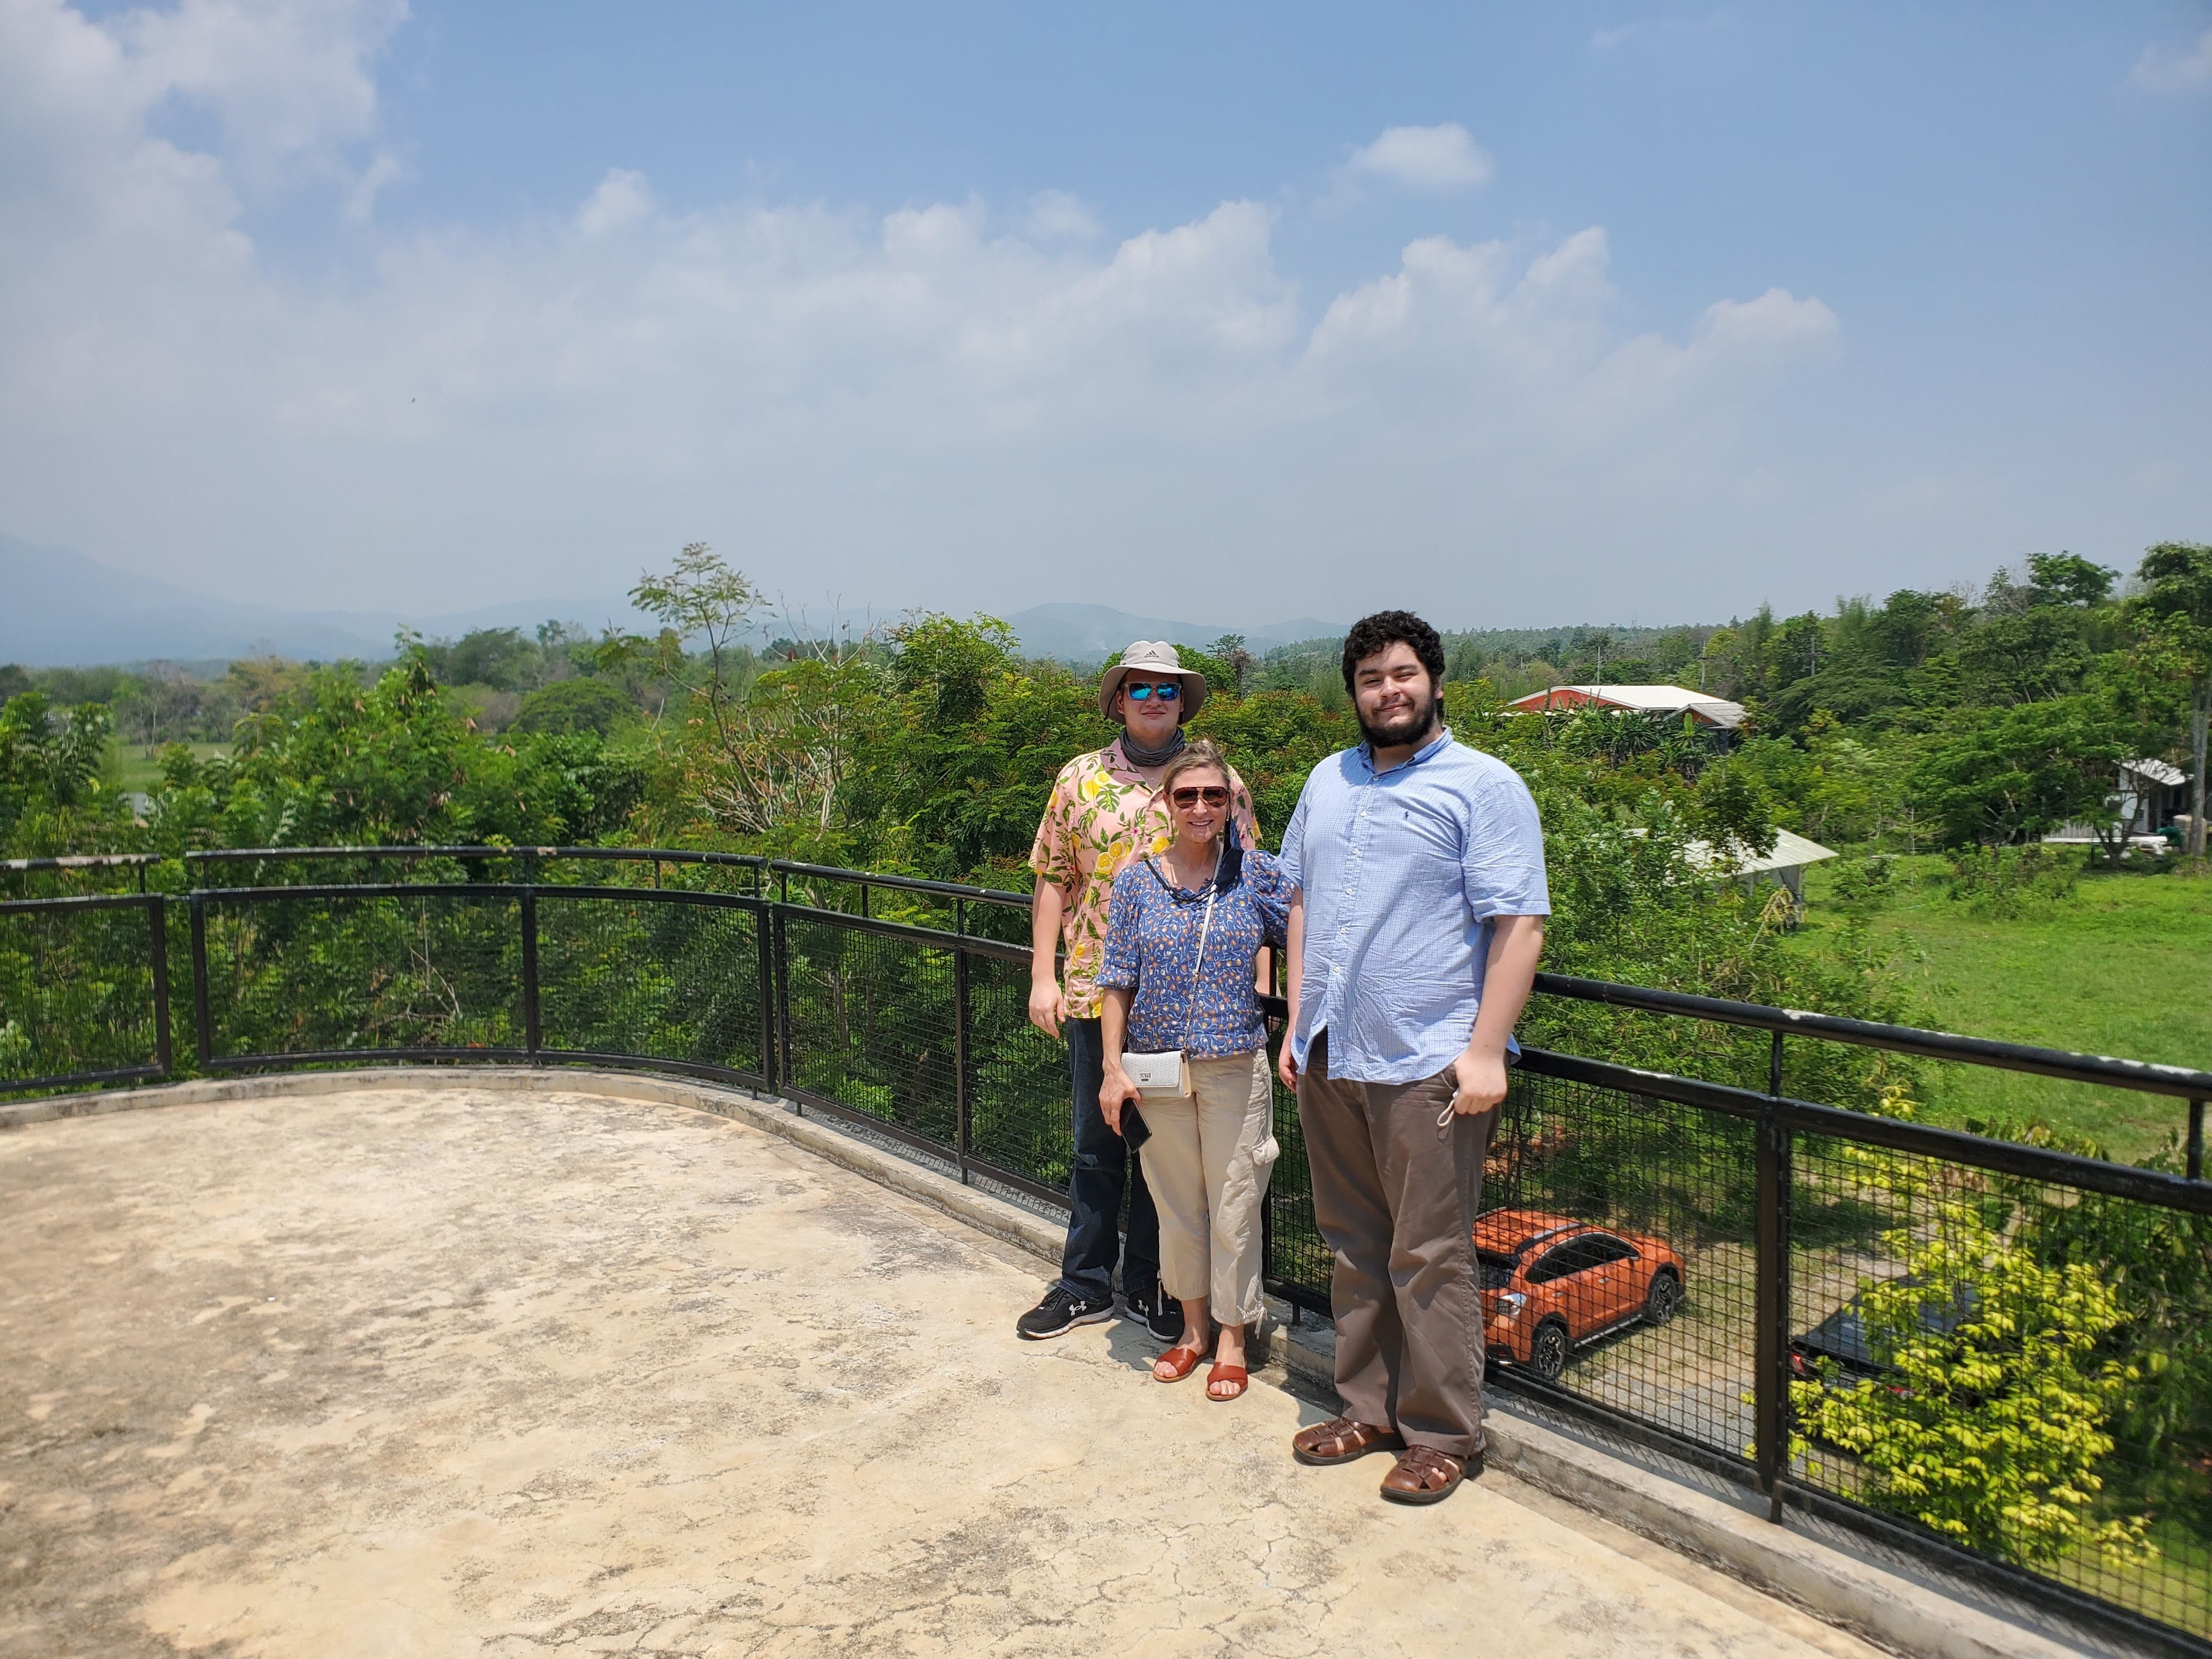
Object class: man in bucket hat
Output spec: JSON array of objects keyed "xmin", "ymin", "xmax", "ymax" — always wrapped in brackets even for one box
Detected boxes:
[{"xmin": 1017, "ymin": 641, "xmax": 1260, "ymax": 1342}]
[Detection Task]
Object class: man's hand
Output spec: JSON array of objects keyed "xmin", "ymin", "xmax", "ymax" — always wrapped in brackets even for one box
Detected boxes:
[
  {"xmin": 1277, "ymin": 1042, "xmax": 1299, "ymax": 1093},
  {"xmin": 1028, "ymin": 977, "xmax": 1065, "ymax": 1039},
  {"xmin": 1449, "ymin": 1041, "xmax": 1510, "ymax": 1116},
  {"xmin": 1099, "ymin": 1067, "xmax": 1139, "ymax": 1134}
]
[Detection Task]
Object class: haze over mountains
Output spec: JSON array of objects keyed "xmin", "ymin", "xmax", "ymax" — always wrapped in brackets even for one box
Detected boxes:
[
  {"xmin": 0, "ymin": 535, "xmax": 655, "ymax": 667},
  {"xmin": 1, "ymin": 537, "xmax": 1342, "ymax": 668}
]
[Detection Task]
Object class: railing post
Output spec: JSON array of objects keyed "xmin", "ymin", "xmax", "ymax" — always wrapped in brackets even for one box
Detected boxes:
[
  {"xmin": 1754, "ymin": 1090, "xmax": 1792, "ymax": 1526},
  {"xmin": 188, "ymin": 891, "xmax": 213, "ymax": 1069},
  {"xmin": 756, "ymin": 900, "xmax": 777, "ymax": 1093},
  {"xmin": 520, "ymin": 886, "xmax": 541, "ymax": 1062},
  {"xmin": 953, "ymin": 943, "xmax": 973, "ymax": 1184},
  {"xmin": 2190, "ymin": 1099, "xmax": 2205, "ymax": 1183},
  {"xmin": 774, "ymin": 903, "xmax": 795, "ymax": 1109},
  {"xmin": 148, "ymin": 894, "xmax": 172, "ymax": 1076}
]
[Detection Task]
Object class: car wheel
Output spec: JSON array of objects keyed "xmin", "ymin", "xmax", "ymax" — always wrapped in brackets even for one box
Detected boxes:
[
  {"xmin": 1643, "ymin": 1269, "xmax": 1682, "ymax": 1327},
  {"xmin": 1529, "ymin": 1319, "xmax": 1570, "ymax": 1383}
]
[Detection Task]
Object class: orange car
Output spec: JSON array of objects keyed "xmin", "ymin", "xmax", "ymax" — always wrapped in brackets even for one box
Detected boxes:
[{"xmin": 1474, "ymin": 1208, "xmax": 1685, "ymax": 1383}]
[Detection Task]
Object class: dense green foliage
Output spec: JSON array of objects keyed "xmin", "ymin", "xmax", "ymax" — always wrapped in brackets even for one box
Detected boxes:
[
  {"xmin": 5, "ymin": 540, "xmax": 2210, "ymax": 1633},
  {"xmin": 8, "ymin": 540, "xmax": 2204, "ymax": 1079}
]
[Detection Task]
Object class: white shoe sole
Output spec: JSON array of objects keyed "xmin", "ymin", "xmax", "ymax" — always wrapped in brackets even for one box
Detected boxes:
[{"xmin": 1017, "ymin": 1302, "xmax": 1116, "ymax": 1340}]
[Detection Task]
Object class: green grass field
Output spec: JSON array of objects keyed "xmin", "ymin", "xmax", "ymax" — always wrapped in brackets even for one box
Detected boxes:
[
  {"xmin": 107, "ymin": 740, "xmax": 229, "ymax": 796},
  {"xmin": 1787, "ymin": 854, "xmax": 2211, "ymax": 1162}
]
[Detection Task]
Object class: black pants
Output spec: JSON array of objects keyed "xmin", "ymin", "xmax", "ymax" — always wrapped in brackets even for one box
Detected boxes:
[{"xmin": 1056, "ymin": 1017, "xmax": 1162, "ymax": 1304}]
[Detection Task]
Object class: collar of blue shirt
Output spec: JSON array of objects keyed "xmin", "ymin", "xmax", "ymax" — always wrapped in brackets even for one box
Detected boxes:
[{"xmin": 1356, "ymin": 725, "xmax": 1454, "ymax": 779}]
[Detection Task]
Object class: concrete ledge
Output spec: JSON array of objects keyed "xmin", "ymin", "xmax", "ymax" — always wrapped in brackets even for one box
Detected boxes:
[
  {"xmin": 3, "ymin": 1066, "xmax": 1071, "ymax": 1267},
  {"xmin": 10, "ymin": 1065, "xmax": 2121, "ymax": 1659},
  {"xmin": 1482, "ymin": 1409, "xmax": 2096, "ymax": 1659}
]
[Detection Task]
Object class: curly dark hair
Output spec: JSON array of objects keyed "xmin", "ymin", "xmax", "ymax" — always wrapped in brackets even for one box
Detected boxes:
[{"xmin": 1340, "ymin": 610, "xmax": 1446, "ymax": 693}]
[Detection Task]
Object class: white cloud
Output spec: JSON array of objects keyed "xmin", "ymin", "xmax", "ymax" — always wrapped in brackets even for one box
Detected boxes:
[
  {"xmin": 1018, "ymin": 189, "xmax": 1102, "ymax": 242},
  {"xmin": 0, "ymin": 0, "xmax": 1854, "ymax": 627},
  {"xmin": 1592, "ymin": 12, "xmax": 1729, "ymax": 53},
  {"xmin": 342, "ymin": 148, "xmax": 403, "ymax": 223},
  {"xmin": 2132, "ymin": 29, "xmax": 2212, "ymax": 93},
  {"xmin": 577, "ymin": 168, "xmax": 653, "ymax": 238},
  {"xmin": 1338, "ymin": 123, "xmax": 1494, "ymax": 194}
]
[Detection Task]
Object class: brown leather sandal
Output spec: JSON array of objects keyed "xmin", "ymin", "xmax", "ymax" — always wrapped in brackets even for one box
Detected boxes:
[
  {"xmin": 1291, "ymin": 1417, "xmax": 1403, "ymax": 1466},
  {"xmin": 1379, "ymin": 1445, "xmax": 1466, "ymax": 1505},
  {"xmin": 1153, "ymin": 1342, "xmax": 1206, "ymax": 1383},
  {"xmin": 1205, "ymin": 1362, "xmax": 1248, "ymax": 1401}
]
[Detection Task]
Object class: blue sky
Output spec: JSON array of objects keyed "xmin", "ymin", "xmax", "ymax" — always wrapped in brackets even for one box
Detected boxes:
[{"xmin": 5, "ymin": 2, "xmax": 2209, "ymax": 630}]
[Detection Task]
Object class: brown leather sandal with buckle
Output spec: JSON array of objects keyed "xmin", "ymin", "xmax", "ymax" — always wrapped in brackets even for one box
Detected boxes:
[
  {"xmin": 1205, "ymin": 1362, "xmax": 1247, "ymax": 1401},
  {"xmin": 1291, "ymin": 1417, "xmax": 1403, "ymax": 1466},
  {"xmin": 1153, "ymin": 1342, "xmax": 1206, "ymax": 1383},
  {"xmin": 1379, "ymin": 1445, "xmax": 1466, "ymax": 1505}
]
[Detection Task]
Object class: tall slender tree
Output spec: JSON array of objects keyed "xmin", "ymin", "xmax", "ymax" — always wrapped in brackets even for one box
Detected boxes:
[{"xmin": 2133, "ymin": 543, "xmax": 2212, "ymax": 857}]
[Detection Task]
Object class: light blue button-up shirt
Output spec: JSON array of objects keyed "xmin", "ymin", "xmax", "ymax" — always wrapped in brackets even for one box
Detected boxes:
[{"xmin": 1278, "ymin": 729, "xmax": 1550, "ymax": 1085}]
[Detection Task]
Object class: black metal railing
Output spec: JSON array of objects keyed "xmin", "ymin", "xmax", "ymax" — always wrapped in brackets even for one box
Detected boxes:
[{"xmin": 2, "ymin": 845, "xmax": 2209, "ymax": 1654}]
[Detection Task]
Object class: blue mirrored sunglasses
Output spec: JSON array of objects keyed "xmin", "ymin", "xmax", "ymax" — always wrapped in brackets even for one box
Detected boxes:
[{"xmin": 1124, "ymin": 681, "xmax": 1182, "ymax": 702}]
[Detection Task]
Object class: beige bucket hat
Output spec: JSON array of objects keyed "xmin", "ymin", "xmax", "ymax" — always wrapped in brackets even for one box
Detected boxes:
[{"xmin": 1097, "ymin": 639, "xmax": 1208, "ymax": 721}]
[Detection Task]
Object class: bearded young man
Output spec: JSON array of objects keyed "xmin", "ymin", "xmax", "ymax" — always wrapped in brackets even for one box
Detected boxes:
[
  {"xmin": 1016, "ymin": 641, "xmax": 1259, "ymax": 1343},
  {"xmin": 1276, "ymin": 610, "xmax": 1549, "ymax": 1505}
]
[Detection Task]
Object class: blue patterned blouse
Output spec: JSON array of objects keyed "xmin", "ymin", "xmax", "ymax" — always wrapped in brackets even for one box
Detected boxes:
[{"xmin": 1098, "ymin": 845, "xmax": 1293, "ymax": 1058}]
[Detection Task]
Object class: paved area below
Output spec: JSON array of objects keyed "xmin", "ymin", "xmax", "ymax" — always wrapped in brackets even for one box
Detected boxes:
[{"xmin": 0, "ymin": 1085, "xmax": 1891, "ymax": 1658}]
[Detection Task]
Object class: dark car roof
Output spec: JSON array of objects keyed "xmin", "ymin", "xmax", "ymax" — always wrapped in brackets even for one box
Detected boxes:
[
  {"xmin": 1473, "ymin": 1209, "xmax": 1586, "ymax": 1255},
  {"xmin": 1796, "ymin": 1304, "xmax": 1877, "ymax": 1369},
  {"xmin": 1793, "ymin": 1279, "xmax": 1979, "ymax": 1371}
]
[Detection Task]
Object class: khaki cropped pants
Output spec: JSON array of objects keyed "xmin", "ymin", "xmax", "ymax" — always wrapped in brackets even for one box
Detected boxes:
[{"xmin": 1136, "ymin": 1051, "xmax": 1279, "ymax": 1326}]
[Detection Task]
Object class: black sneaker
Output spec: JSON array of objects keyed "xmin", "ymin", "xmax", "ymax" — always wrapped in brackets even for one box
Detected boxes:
[
  {"xmin": 1015, "ymin": 1285, "xmax": 1116, "ymax": 1340},
  {"xmin": 1125, "ymin": 1282, "xmax": 1185, "ymax": 1345}
]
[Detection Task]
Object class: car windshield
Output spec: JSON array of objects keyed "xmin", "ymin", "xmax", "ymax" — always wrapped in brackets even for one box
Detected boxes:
[{"xmin": 1476, "ymin": 1250, "xmax": 1519, "ymax": 1290}]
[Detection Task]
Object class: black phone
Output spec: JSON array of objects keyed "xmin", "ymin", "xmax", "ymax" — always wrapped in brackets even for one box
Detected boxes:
[{"xmin": 1120, "ymin": 1102, "xmax": 1152, "ymax": 1149}]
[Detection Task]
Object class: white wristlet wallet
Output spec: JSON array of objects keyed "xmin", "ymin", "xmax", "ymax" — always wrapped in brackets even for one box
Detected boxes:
[{"xmin": 1121, "ymin": 1048, "xmax": 1190, "ymax": 1098}]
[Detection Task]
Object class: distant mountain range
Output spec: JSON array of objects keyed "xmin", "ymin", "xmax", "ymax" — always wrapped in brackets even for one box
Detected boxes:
[
  {"xmin": 0, "ymin": 535, "xmax": 655, "ymax": 667},
  {"xmin": 0, "ymin": 536, "xmax": 1347, "ymax": 668},
  {"xmin": 999, "ymin": 603, "xmax": 1342, "ymax": 662}
]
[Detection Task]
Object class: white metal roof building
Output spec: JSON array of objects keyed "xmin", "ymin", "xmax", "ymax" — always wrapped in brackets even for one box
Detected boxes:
[
  {"xmin": 1684, "ymin": 827, "xmax": 1839, "ymax": 905},
  {"xmin": 1505, "ymin": 684, "xmax": 1749, "ymax": 731}
]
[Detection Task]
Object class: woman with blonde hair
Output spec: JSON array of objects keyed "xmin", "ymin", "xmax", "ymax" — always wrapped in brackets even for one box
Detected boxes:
[{"xmin": 1097, "ymin": 740, "xmax": 1291, "ymax": 1401}]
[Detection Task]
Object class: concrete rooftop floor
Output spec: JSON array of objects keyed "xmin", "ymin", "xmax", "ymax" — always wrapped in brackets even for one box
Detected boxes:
[{"xmin": 0, "ymin": 1083, "xmax": 1892, "ymax": 1659}]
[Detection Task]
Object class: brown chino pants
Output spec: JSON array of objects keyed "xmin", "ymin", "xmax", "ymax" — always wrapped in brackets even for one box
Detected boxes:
[{"xmin": 1296, "ymin": 1031, "xmax": 1496, "ymax": 1458}]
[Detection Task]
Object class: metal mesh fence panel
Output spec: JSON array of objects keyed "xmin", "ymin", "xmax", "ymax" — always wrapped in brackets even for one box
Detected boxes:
[
  {"xmin": 538, "ymin": 893, "xmax": 765, "ymax": 1081},
  {"xmin": 0, "ymin": 900, "xmax": 163, "ymax": 1091},
  {"xmin": 780, "ymin": 913, "xmax": 958, "ymax": 1150},
  {"xmin": 198, "ymin": 889, "xmax": 521, "ymax": 1062},
  {"xmin": 962, "ymin": 949, "xmax": 1074, "ymax": 1196},
  {"xmin": 1486, "ymin": 1069, "xmax": 1762, "ymax": 1465},
  {"xmin": 1261, "ymin": 1024, "xmax": 1330, "ymax": 1311},
  {"xmin": 1788, "ymin": 1131, "xmax": 2212, "ymax": 1640}
]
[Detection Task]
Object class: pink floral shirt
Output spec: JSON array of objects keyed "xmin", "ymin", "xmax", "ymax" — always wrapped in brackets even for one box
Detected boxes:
[{"xmin": 1029, "ymin": 738, "xmax": 1259, "ymax": 1019}]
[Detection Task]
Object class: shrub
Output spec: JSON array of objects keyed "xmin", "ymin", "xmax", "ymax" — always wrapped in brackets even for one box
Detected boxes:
[{"xmin": 1945, "ymin": 843, "xmax": 2077, "ymax": 917}]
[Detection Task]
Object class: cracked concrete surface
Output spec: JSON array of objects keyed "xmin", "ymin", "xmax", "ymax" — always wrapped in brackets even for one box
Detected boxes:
[{"xmin": 1, "ymin": 1086, "xmax": 1890, "ymax": 1657}]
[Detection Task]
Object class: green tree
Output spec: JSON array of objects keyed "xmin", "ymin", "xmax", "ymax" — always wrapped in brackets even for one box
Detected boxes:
[
  {"xmin": 846, "ymin": 615, "xmax": 1095, "ymax": 878},
  {"xmin": 2131, "ymin": 541, "xmax": 2212, "ymax": 857},
  {"xmin": 2027, "ymin": 551, "xmax": 2118, "ymax": 607},
  {"xmin": 1793, "ymin": 1118, "xmax": 2152, "ymax": 1570},
  {"xmin": 1910, "ymin": 695, "xmax": 2127, "ymax": 849},
  {"xmin": 512, "ymin": 677, "xmax": 637, "ymax": 738},
  {"xmin": 0, "ymin": 691, "xmax": 114, "ymax": 851},
  {"xmin": 1206, "ymin": 634, "xmax": 1255, "ymax": 698},
  {"xmin": 629, "ymin": 543, "xmax": 764, "ymax": 755}
]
